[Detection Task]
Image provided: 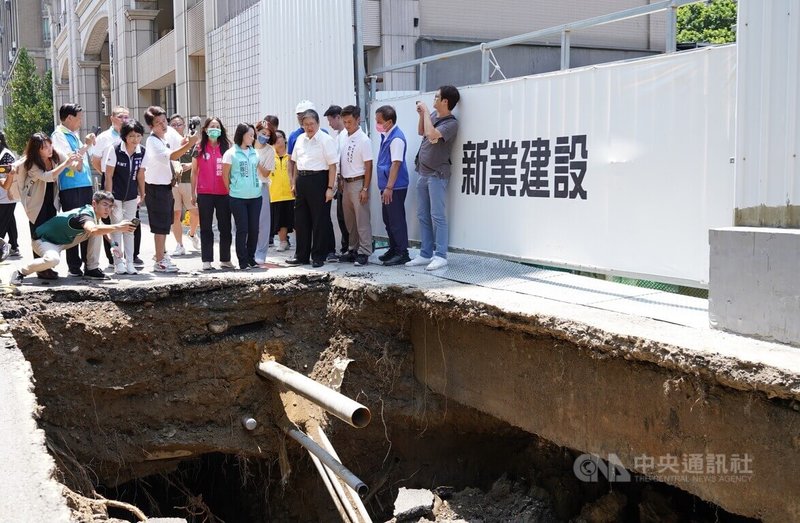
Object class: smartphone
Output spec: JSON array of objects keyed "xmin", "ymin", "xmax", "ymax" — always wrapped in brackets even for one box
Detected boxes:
[{"xmin": 130, "ymin": 218, "xmax": 141, "ymax": 228}]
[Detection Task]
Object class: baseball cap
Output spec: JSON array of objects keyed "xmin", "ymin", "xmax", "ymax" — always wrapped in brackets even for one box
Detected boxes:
[{"xmin": 295, "ymin": 100, "xmax": 316, "ymax": 114}]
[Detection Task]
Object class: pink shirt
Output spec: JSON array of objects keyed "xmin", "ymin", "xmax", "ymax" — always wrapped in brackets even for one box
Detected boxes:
[{"xmin": 195, "ymin": 143, "xmax": 227, "ymax": 195}]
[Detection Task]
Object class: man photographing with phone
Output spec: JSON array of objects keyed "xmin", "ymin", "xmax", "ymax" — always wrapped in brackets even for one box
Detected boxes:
[{"xmin": 8, "ymin": 191, "xmax": 136, "ymax": 286}]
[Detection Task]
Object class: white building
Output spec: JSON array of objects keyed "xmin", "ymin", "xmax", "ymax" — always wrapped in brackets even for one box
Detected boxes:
[{"xmin": 49, "ymin": 0, "xmax": 671, "ymax": 133}]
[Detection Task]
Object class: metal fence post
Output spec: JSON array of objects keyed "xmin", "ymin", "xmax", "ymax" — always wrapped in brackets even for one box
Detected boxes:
[
  {"xmin": 419, "ymin": 62, "xmax": 427, "ymax": 92},
  {"xmin": 481, "ymin": 44, "xmax": 490, "ymax": 84},
  {"xmin": 666, "ymin": 0, "xmax": 677, "ymax": 53},
  {"xmin": 560, "ymin": 29, "xmax": 571, "ymax": 70}
]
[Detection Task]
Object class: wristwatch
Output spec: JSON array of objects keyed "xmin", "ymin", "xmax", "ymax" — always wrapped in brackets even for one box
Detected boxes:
[
  {"xmin": 360, "ymin": 187, "xmax": 368, "ymax": 192},
  {"xmin": 327, "ymin": 186, "xmax": 334, "ymax": 190}
]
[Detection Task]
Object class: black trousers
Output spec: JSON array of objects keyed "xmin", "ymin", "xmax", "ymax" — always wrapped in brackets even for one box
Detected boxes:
[
  {"xmin": 59, "ymin": 186, "xmax": 93, "ymax": 271},
  {"xmin": 382, "ymin": 188, "xmax": 409, "ymax": 255},
  {"xmin": 0, "ymin": 203, "xmax": 16, "ymax": 248},
  {"xmin": 197, "ymin": 193, "xmax": 232, "ymax": 263},
  {"xmin": 335, "ymin": 191, "xmax": 348, "ymax": 253},
  {"xmin": 294, "ymin": 171, "xmax": 332, "ymax": 263},
  {"xmin": 230, "ymin": 196, "xmax": 261, "ymax": 268}
]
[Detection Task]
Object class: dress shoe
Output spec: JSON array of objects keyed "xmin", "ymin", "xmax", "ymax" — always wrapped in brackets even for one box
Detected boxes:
[
  {"xmin": 285, "ymin": 258, "xmax": 308, "ymax": 266},
  {"xmin": 383, "ymin": 252, "xmax": 411, "ymax": 266},
  {"xmin": 311, "ymin": 259, "xmax": 324, "ymax": 268},
  {"xmin": 378, "ymin": 249, "xmax": 396, "ymax": 262}
]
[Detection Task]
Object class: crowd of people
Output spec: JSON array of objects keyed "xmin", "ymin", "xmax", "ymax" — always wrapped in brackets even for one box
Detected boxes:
[{"xmin": 0, "ymin": 84, "xmax": 461, "ymax": 286}]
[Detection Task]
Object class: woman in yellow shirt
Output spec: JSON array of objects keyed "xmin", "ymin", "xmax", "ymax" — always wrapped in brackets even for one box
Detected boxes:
[{"xmin": 269, "ymin": 130, "xmax": 294, "ymax": 251}]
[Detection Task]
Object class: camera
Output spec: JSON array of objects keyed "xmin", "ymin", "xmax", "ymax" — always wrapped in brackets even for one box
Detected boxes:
[{"xmin": 188, "ymin": 116, "xmax": 202, "ymax": 134}]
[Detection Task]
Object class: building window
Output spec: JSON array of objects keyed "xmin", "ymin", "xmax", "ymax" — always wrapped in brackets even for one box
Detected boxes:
[{"xmin": 42, "ymin": 18, "xmax": 51, "ymax": 45}]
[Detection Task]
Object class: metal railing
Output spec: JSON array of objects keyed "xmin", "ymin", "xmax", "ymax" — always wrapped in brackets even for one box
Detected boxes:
[{"xmin": 368, "ymin": 0, "xmax": 703, "ymax": 92}]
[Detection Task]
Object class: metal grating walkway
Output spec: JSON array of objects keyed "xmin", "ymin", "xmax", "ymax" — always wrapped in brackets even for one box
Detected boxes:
[{"xmin": 394, "ymin": 250, "xmax": 709, "ymax": 329}]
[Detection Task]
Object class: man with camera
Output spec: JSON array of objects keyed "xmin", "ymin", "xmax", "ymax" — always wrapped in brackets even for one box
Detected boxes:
[{"xmin": 168, "ymin": 114, "xmax": 202, "ymax": 256}]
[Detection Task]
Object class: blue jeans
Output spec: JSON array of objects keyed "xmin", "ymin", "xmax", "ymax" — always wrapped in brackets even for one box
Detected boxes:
[
  {"xmin": 254, "ymin": 184, "xmax": 271, "ymax": 262},
  {"xmin": 230, "ymin": 196, "xmax": 262, "ymax": 268},
  {"xmin": 416, "ymin": 175, "xmax": 449, "ymax": 259}
]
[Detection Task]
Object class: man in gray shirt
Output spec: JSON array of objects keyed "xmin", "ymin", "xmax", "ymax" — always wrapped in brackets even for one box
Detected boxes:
[{"xmin": 407, "ymin": 85, "xmax": 460, "ymax": 271}]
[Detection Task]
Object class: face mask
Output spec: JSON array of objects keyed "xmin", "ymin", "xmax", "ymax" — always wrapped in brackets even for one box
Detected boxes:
[
  {"xmin": 376, "ymin": 123, "xmax": 387, "ymax": 134},
  {"xmin": 207, "ymin": 128, "xmax": 222, "ymax": 139},
  {"xmin": 257, "ymin": 134, "xmax": 269, "ymax": 145}
]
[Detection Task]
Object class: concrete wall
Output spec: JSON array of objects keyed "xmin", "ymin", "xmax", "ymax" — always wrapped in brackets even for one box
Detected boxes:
[
  {"xmin": 709, "ymin": 228, "xmax": 800, "ymax": 347},
  {"xmin": 411, "ymin": 312, "xmax": 800, "ymax": 522},
  {"xmin": 414, "ymin": 38, "xmax": 659, "ymax": 91}
]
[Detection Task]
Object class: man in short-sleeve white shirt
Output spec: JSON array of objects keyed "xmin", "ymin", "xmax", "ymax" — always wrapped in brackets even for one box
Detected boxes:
[
  {"xmin": 286, "ymin": 109, "xmax": 338, "ymax": 267},
  {"xmin": 337, "ymin": 105, "xmax": 373, "ymax": 265},
  {"xmin": 91, "ymin": 106, "xmax": 129, "ymax": 174}
]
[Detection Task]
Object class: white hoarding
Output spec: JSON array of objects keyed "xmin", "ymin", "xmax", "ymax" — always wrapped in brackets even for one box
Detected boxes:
[{"xmin": 370, "ymin": 46, "xmax": 736, "ymax": 285}]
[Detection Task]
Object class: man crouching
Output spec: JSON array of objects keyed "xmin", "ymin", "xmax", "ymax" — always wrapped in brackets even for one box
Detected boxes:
[{"xmin": 9, "ymin": 190, "xmax": 136, "ymax": 285}]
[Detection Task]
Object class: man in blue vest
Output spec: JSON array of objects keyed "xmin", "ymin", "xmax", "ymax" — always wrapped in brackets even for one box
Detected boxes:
[
  {"xmin": 374, "ymin": 105, "xmax": 411, "ymax": 266},
  {"xmin": 51, "ymin": 103, "xmax": 97, "ymax": 277},
  {"xmin": 8, "ymin": 191, "xmax": 136, "ymax": 286}
]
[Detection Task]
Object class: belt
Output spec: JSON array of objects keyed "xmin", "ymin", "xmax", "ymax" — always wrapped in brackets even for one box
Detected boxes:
[
  {"xmin": 298, "ymin": 170, "xmax": 327, "ymax": 176},
  {"xmin": 343, "ymin": 175, "xmax": 365, "ymax": 183}
]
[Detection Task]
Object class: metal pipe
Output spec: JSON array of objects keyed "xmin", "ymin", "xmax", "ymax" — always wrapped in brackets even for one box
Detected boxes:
[
  {"xmin": 315, "ymin": 426, "xmax": 372, "ymax": 523},
  {"xmin": 308, "ymin": 451, "xmax": 353, "ymax": 523},
  {"xmin": 318, "ymin": 453, "xmax": 362, "ymax": 523},
  {"xmin": 257, "ymin": 361, "xmax": 371, "ymax": 428},
  {"xmin": 418, "ymin": 63, "xmax": 427, "ymax": 92},
  {"xmin": 665, "ymin": 0, "xmax": 678, "ymax": 53},
  {"xmin": 480, "ymin": 45, "xmax": 490, "ymax": 84},
  {"xmin": 369, "ymin": 0, "xmax": 702, "ymax": 75},
  {"xmin": 285, "ymin": 426, "xmax": 369, "ymax": 497},
  {"xmin": 560, "ymin": 30, "xmax": 571, "ymax": 70},
  {"xmin": 354, "ymin": 0, "xmax": 367, "ymax": 124}
]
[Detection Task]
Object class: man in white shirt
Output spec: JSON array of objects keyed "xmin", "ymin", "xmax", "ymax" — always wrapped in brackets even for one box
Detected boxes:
[
  {"xmin": 286, "ymin": 109, "xmax": 338, "ymax": 268},
  {"xmin": 323, "ymin": 104, "xmax": 350, "ymax": 258},
  {"xmin": 141, "ymin": 105, "xmax": 198, "ymax": 272},
  {"xmin": 337, "ymin": 105, "xmax": 373, "ymax": 266}
]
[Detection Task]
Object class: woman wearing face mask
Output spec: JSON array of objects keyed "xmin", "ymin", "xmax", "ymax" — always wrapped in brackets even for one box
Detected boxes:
[
  {"xmin": 191, "ymin": 117, "xmax": 233, "ymax": 270},
  {"xmin": 253, "ymin": 119, "xmax": 276, "ymax": 264},
  {"xmin": 222, "ymin": 123, "xmax": 261, "ymax": 270}
]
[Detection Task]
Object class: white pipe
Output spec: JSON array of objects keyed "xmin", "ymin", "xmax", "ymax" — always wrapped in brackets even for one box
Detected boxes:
[
  {"xmin": 308, "ymin": 451, "xmax": 352, "ymax": 523},
  {"xmin": 320, "ymin": 454, "xmax": 362, "ymax": 523},
  {"xmin": 257, "ymin": 361, "xmax": 371, "ymax": 429},
  {"xmin": 285, "ymin": 427, "xmax": 369, "ymax": 497},
  {"xmin": 315, "ymin": 426, "xmax": 372, "ymax": 523}
]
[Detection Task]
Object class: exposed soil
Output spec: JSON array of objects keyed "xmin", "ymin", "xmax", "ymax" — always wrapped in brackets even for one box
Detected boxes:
[{"xmin": 0, "ymin": 275, "xmax": 765, "ymax": 522}]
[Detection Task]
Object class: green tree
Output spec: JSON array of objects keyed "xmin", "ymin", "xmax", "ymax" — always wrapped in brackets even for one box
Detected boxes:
[
  {"xmin": 5, "ymin": 48, "xmax": 54, "ymax": 153},
  {"xmin": 677, "ymin": 0, "xmax": 737, "ymax": 44}
]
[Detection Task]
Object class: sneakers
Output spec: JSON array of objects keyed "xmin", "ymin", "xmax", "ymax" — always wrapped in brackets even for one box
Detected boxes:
[
  {"xmin": 189, "ymin": 233, "xmax": 201, "ymax": 251},
  {"xmin": 0, "ymin": 242, "xmax": 10, "ymax": 262},
  {"xmin": 133, "ymin": 256, "xmax": 145, "ymax": 268},
  {"xmin": 326, "ymin": 252, "xmax": 339, "ymax": 263},
  {"xmin": 8, "ymin": 248, "xmax": 20, "ymax": 258},
  {"xmin": 84, "ymin": 268, "xmax": 110, "ymax": 280},
  {"xmin": 378, "ymin": 249, "xmax": 396, "ymax": 262},
  {"xmin": 425, "ymin": 256, "xmax": 448, "ymax": 271},
  {"xmin": 9, "ymin": 270, "xmax": 24, "ymax": 286},
  {"xmin": 219, "ymin": 261, "xmax": 235, "ymax": 269},
  {"xmin": 126, "ymin": 262, "xmax": 138, "ymax": 275},
  {"xmin": 172, "ymin": 244, "xmax": 186, "ymax": 256},
  {"xmin": 202, "ymin": 262, "xmax": 216, "ymax": 271},
  {"xmin": 115, "ymin": 261, "xmax": 128, "ymax": 275},
  {"xmin": 338, "ymin": 251, "xmax": 356, "ymax": 263},
  {"xmin": 354, "ymin": 254, "xmax": 369, "ymax": 266},
  {"xmin": 68, "ymin": 268, "xmax": 83, "ymax": 277},
  {"xmin": 276, "ymin": 241, "xmax": 289, "ymax": 252},
  {"xmin": 405, "ymin": 255, "xmax": 432, "ymax": 267},
  {"xmin": 154, "ymin": 258, "xmax": 179, "ymax": 273}
]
